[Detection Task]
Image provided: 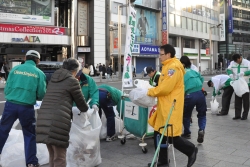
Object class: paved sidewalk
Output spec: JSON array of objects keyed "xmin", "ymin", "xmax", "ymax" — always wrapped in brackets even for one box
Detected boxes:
[{"xmin": 41, "ymin": 107, "xmax": 250, "ymax": 167}]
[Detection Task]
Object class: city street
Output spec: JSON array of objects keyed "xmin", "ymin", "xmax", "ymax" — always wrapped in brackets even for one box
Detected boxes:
[{"xmin": 0, "ymin": 75, "xmax": 245, "ymax": 167}]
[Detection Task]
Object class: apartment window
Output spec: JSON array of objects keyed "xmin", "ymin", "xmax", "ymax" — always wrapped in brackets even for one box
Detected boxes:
[
  {"xmin": 183, "ymin": 38, "xmax": 195, "ymax": 48},
  {"xmin": 170, "ymin": 14, "xmax": 175, "ymax": 27},
  {"xmin": 203, "ymin": 22, "xmax": 207, "ymax": 33},
  {"xmin": 207, "ymin": 23, "xmax": 210, "ymax": 34},
  {"xmin": 193, "ymin": 20, "xmax": 197, "ymax": 31},
  {"xmin": 169, "ymin": 36, "xmax": 177, "ymax": 47},
  {"xmin": 175, "ymin": 15, "xmax": 181, "ymax": 27},
  {"xmin": 182, "ymin": 17, "xmax": 187, "ymax": 29},
  {"xmin": 169, "ymin": 0, "xmax": 175, "ymax": 8},
  {"xmin": 198, "ymin": 21, "xmax": 202, "ymax": 32},
  {"xmin": 187, "ymin": 18, "xmax": 192, "ymax": 30}
]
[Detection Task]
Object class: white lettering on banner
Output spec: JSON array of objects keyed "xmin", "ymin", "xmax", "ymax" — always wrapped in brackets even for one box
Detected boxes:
[
  {"xmin": 141, "ymin": 47, "xmax": 157, "ymax": 52},
  {"xmin": 219, "ymin": 14, "xmax": 225, "ymax": 41},
  {"xmin": 122, "ymin": 5, "xmax": 137, "ymax": 88}
]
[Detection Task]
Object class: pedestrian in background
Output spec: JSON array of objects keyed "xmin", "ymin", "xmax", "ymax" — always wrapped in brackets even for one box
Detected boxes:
[
  {"xmin": 207, "ymin": 74, "xmax": 234, "ymax": 116},
  {"xmin": 147, "ymin": 44, "xmax": 197, "ymax": 167},
  {"xmin": 180, "ymin": 56, "xmax": 207, "ymax": 143},
  {"xmin": 143, "ymin": 66, "xmax": 161, "ymax": 87},
  {"xmin": 98, "ymin": 84, "xmax": 122, "ymax": 141},
  {"xmin": 0, "ymin": 50, "xmax": 46, "ymax": 167},
  {"xmin": 227, "ymin": 54, "xmax": 250, "ymax": 120},
  {"xmin": 107, "ymin": 65, "xmax": 113, "ymax": 81},
  {"xmin": 36, "ymin": 58, "xmax": 88, "ymax": 167}
]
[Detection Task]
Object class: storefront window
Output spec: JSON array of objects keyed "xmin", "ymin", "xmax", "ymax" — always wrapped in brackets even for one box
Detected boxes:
[
  {"xmin": 175, "ymin": 15, "xmax": 181, "ymax": 27},
  {"xmin": 170, "ymin": 13, "xmax": 175, "ymax": 27},
  {"xmin": 193, "ymin": 20, "xmax": 197, "ymax": 31},
  {"xmin": 182, "ymin": 17, "xmax": 187, "ymax": 29},
  {"xmin": 187, "ymin": 18, "xmax": 192, "ymax": 30},
  {"xmin": 183, "ymin": 38, "xmax": 195, "ymax": 48}
]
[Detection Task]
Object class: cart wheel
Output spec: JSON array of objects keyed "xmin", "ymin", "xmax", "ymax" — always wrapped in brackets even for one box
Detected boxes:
[
  {"xmin": 120, "ymin": 138, "xmax": 126, "ymax": 145},
  {"xmin": 142, "ymin": 147, "xmax": 148, "ymax": 154}
]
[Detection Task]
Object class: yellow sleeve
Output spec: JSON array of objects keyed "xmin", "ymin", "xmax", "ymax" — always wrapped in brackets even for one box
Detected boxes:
[{"xmin": 147, "ymin": 67, "xmax": 182, "ymax": 97}]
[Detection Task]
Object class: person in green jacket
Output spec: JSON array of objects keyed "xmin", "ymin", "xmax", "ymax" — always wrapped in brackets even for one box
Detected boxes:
[
  {"xmin": 98, "ymin": 84, "xmax": 122, "ymax": 141},
  {"xmin": 0, "ymin": 50, "xmax": 46, "ymax": 167},
  {"xmin": 75, "ymin": 69, "xmax": 99, "ymax": 111},
  {"xmin": 180, "ymin": 56, "xmax": 207, "ymax": 144}
]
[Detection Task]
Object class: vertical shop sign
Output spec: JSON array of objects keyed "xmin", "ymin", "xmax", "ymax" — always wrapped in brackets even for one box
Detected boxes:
[
  {"xmin": 228, "ymin": 0, "xmax": 233, "ymax": 33},
  {"xmin": 122, "ymin": 5, "xmax": 136, "ymax": 88},
  {"xmin": 162, "ymin": 0, "xmax": 168, "ymax": 44}
]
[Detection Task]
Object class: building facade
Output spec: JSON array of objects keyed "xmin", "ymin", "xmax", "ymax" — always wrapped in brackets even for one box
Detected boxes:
[
  {"xmin": 169, "ymin": 0, "xmax": 222, "ymax": 71},
  {"xmin": 219, "ymin": 0, "xmax": 250, "ymax": 67},
  {"xmin": 108, "ymin": 0, "xmax": 161, "ymax": 73},
  {"xmin": 0, "ymin": 0, "xmax": 105, "ymax": 67}
]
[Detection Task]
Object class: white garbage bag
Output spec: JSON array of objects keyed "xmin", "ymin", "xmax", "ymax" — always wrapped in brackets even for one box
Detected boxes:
[
  {"xmin": 129, "ymin": 88, "xmax": 155, "ymax": 107},
  {"xmin": 210, "ymin": 98, "xmax": 219, "ymax": 115},
  {"xmin": 230, "ymin": 77, "xmax": 249, "ymax": 97},
  {"xmin": 67, "ymin": 107, "xmax": 102, "ymax": 167},
  {"xmin": 99, "ymin": 109, "xmax": 128, "ymax": 139},
  {"xmin": 1, "ymin": 129, "xmax": 49, "ymax": 167},
  {"xmin": 133, "ymin": 79, "xmax": 153, "ymax": 89}
]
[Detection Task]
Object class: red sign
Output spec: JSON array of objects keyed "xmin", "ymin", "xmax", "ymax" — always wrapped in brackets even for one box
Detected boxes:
[
  {"xmin": 206, "ymin": 48, "xmax": 210, "ymax": 55},
  {"xmin": 114, "ymin": 38, "xmax": 118, "ymax": 49},
  {"xmin": 162, "ymin": 31, "xmax": 168, "ymax": 45},
  {"xmin": 0, "ymin": 23, "xmax": 67, "ymax": 35}
]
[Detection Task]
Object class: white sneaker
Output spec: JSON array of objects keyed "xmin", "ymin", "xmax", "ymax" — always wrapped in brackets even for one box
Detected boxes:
[{"xmin": 106, "ymin": 135, "xmax": 118, "ymax": 142}]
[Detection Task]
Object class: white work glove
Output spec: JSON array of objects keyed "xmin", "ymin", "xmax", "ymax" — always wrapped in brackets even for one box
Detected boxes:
[
  {"xmin": 229, "ymin": 74, "xmax": 234, "ymax": 79},
  {"xmin": 211, "ymin": 96, "xmax": 215, "ymax": 102},
  {"xmin": 237, "ymin": 72, "xmax": 244, "ymax": 77},
  {"xmin": 92, "ymin": 104, "xmax": 99, "ymax": 112}
]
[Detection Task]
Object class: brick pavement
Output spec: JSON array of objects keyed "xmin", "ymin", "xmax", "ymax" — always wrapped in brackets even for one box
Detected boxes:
[{"xmin": 40, "ymin": 108, "xmax": 250, "ymax": 167}]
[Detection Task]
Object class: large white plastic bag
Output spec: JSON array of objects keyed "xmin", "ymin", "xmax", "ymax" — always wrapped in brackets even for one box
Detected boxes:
[
  {"xmin": 1, "ymin": 129, "xmax": 49, "ymax": 167},
  {"xmin": 67, "ymin": 107, "xmax": 102, "ymax": 167},
  {"xmin": 99, "ymin": 109, "xmax": 129, "ymax": 139},
  {"xmin": 210, "ymin": 98, "xmax": 219, "ymax": 115},
  {"xmin": 133, "ymin": 79, "xmax": 153, "ymax": 89},
  {"xmin": 129, "ymin": 88, "xmax": 155, "ymax": 107},
  {"xmin": 230, "ymin": 77, "xmax": 249, "ymax": 97}
]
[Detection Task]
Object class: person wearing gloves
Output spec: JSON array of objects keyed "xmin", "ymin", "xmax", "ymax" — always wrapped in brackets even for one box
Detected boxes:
[
  {"xmin": 180, "ymin": 56, "xmax": 207, "ymax": 143},
  {"xmin": 75, "ymin": 69, "xmax": 99, "ymax": 113},
  {"xmin": 36, "ymin": 58, "xmax": 88, "ymax": 167},
  {"xmin": 144, "ymin": 66, "xmax": 161, "ymax": 87},
  {"xmin": 227, "ymin": 54, "xmax": 250, "ymax": 120},
  {"xmin": 207, "ymin": 75, "xmax": 234, "ymax": 116},
  {"xmin": 147, "ymin": 44, "xmax": 197, "ymax": 167},
  {"xmin": 0, "ymin": 50, "xmax": 46, "ymax": 167},
  {"xmin": 98, "ymin": 84, "xmax": 122, "ymax": 142}
]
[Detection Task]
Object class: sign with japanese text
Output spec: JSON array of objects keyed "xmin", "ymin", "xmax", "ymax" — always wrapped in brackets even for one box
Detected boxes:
[
  {"xmin": 0, "ymin": 24, "xmax": 66, "ymax": 35},
  {"xmin": 228, "ymin": 0, "xmax": 233, "ymax": 33},
  {"xmin": 162, "ymin": 0, "xmax": 168, "ymax": 44},
  {"xmin": 122, "ymin": 5, "xmax": 136, "ymax": 88},
  {"xmin": 219, "ymin": 14, "xmax": 225, "ymax": 41}
]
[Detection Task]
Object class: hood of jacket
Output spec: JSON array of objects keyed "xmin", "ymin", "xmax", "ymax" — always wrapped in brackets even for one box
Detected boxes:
[{"xmin": 51, "ymin": 68, "xmax": 73, "ymax": 82}]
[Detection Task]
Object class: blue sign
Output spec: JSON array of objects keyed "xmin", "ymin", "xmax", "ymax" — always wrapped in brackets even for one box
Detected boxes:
[
  {"xmin": 228, "ymin": 0, "xmax": 233, "ymax": 33},
  {"xmin": 140, "ymin": 45, "xmax": 160, "ymax": 54},
  {"xmin": 162, "ymin": 0, "xmax": 167, "ymax": 31},
  {"xmin": 132, "ymin": 44, "xmax": 140, "ymax": 53},
  {"xmin": 135, "ymin": 8, "xmax": 158, "ymax": 45}
]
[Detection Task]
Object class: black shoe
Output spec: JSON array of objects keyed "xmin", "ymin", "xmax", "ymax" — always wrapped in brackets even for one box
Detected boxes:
[
  {"xmin": 197, "ymin": 130, "xmax": 205, "ymax": 143},
  {"xmin": 216, "ymin": 113, "xmax": 227, "ymax": 116},
  {"xmin": 181, "ymin": 133, "xmax": 191, "ymax": 139},
  {"xmin": 241, "ymin": 116, "xmax": 247, "ymax": 120},
  {"xmin": 187, "ymin": 147, "xmax": 198, "ymax": 167},
  {"xmin": 233, "ymin": 116, "xmax": 241, "ymax": 120},
  {"xmin": 148, "ymin": 161, "xmax": 169, "ymax": 167}
]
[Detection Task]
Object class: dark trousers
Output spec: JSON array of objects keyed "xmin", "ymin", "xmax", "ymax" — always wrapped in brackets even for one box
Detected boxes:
[
  {"xmin": 235, "ymin": 91, "xmax": 250, "ymax": 118},
  {"xmin": 183, "ymin": 91, "xmax": 207, "ymax": 135},
  {"xmin": 99, "ymin": 90, "xmax": 116, "ymax": 137},
  {"xmin": 0, "ymin": 101, "xmax": 38, "ymax": 165},
  {"xmin": 220, "ymin": 86, "xmax": 234, "ymax": 115},
  {"xmin": 153, "ymin": 131, "xmax": 195, "ymax": 163}
]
